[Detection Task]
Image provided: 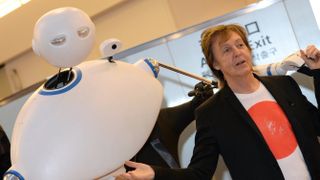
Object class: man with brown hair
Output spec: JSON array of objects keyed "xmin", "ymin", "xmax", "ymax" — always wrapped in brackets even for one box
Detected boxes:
[{"xmin": 117, "ymin": 24, "xmax": 320, "ymax": 180}]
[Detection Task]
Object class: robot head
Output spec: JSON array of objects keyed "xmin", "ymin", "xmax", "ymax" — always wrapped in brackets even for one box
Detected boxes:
[{"xmin": 32, "ymin": 7, "xmax": 95, "ymax": 68}]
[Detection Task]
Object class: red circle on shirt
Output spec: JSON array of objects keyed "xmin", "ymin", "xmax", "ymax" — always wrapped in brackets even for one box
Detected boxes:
[{"xmin": 248, "ymin": 101, "xmax": 297, "ymax": 159}]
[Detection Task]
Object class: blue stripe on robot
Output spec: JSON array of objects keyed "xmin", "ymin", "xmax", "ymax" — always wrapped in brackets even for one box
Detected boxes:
[
  {"xmin": 4, "ymin": 170, "xmax": 25, "ymax": 180},
  {"xmin": 39, "ymin": 68, "xmax": 82, "ymax": 96},
  {"xmin": 144, "ymin": 58, "xmax": 158, "ymax": 78},
  {"xmin": 267, "ymin": 64, "xmax": 272, "ymax": 76}
]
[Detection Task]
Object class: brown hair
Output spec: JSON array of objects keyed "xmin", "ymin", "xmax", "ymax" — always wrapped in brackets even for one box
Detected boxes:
[{"xmin": 200, "ymin": 24, "xmax": 251, "ymax": 86}]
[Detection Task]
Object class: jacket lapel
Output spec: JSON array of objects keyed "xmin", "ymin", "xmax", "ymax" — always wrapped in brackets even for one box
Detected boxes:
[
  {"xmin": 223, "ymin": 85, "xmax": 267, "ymax": 141},
  {"xmin": 258, "ymin": 76, "xmax": 299, "ymax": 127}
]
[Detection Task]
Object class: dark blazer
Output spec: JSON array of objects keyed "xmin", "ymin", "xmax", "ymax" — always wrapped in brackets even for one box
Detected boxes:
[
  {"xmin": 154, "ymin": 74, "xmax": 320, "ymax": 180},
  {"xmin": 132, "ymin": 101, "xmax": 196, "ymax": 168},
  {"xmin": 0, "ymin": 126, "xmax": 10, "ymax": 176}
]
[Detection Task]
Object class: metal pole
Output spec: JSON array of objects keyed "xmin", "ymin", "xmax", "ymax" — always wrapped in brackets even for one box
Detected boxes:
[{"xmin": 158, "ymin": 62, "xmax": 215, "ymax": 85}]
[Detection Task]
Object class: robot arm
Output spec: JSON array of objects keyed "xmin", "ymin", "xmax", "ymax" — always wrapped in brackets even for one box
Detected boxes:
[
  {"xmin": 253, "ymin": 51, "xmax": 305, "ymax": 76},
  {"xmin": 99, "ymin": 38, "xmax": 304, "ymax": 78}
]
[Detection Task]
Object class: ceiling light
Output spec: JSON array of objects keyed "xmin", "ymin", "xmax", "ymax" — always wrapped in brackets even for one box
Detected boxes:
[{"xmin": 0, "ymin": 0, "xmax": 31, "ymax": 18}]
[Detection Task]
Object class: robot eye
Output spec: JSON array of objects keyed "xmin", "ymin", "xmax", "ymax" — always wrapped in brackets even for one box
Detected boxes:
[
  {"xmin": 50, "ymin": 34, "xmax": 66, "ymax": 46},
  {"xmin": 77, "ymin": 26, "xmax": 90, "ymax": 38}
]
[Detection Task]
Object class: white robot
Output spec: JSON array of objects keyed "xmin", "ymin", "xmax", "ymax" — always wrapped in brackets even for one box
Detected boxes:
[{"xmin": 4, "ymin": 7, "xmax": 163, "ymax": 180}]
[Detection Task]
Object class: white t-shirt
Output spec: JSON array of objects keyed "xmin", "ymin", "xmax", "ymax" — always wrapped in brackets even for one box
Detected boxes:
[{"xmin": 234, "ymin": 83, "xmax": 310, "ymax": 180}]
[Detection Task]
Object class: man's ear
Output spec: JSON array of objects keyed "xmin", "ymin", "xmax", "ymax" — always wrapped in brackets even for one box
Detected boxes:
[{"xmin": 213, "ymin": 61, "xmax": 220, "ymax": 70}]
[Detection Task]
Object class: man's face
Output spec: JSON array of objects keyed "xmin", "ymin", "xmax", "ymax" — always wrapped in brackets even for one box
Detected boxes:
[{"xmin": 211, "ymin": 31, "xmax": 253, "ymax": 83}]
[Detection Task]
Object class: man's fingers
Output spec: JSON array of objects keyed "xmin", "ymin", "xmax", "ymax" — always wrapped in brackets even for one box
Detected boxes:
[
  {"xmin": 305, "ymin": 45, "xmax": 320, "ymax": 60},
  {"xmin": 301, "ymin": 49, "xmax": 316, "ymax": 61},
  {"xmin": 124, "ymin": 161, "xmax": 140, "ymax": 169},
  {"xmin": 115, "ymin": 173, "xmax": 132, "ymax": 180},
  {"xmin": 300, "ymin": 50, "xmax": 308, "ymax": 60}
]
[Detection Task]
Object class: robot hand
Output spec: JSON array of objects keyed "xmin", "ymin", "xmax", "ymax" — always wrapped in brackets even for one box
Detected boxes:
[
  {"xmin": 188, "ymin": 81, "xmax": 214, "ymax": 108},
  {"xmin": 278, "ymin": 51, "xmax": 305, "ymax": 72},
  {"xmin": 253, "ymin": 51, "xmax": 305, "ymax": 76}
]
